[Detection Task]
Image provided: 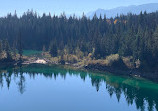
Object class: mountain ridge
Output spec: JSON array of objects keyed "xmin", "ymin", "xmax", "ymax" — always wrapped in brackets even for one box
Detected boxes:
[{"xmin": 87, "ymin": 3, "xmax": 158, "ymax": 18}]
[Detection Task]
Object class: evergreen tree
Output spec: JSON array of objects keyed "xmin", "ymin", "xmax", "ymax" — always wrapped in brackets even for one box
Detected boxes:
[
  {"xmin": 49, "ymin": 41, "xmax": 58, "ymax": 57},
  {"xmin": 5, "ymin": 39, "xmax": 12, "ymax": 60},
  {"xmin": 42, "ymin": 45, "xmax": 46, "ymax": 52},
  {"xmin": 12, "ymin": 41, "xmax": 17, "ymax": 59},
  {"xmin": 0, "ymin": 40, "xmax": 2, "ymax": 53},
  {"xmin": 94, "ymin": 39, "xmax": 101, "ymax": 59},
  {"xmin": 17, "ymin": 32, "xmax": 23, "ymax": 62},
  {"xmin": 0, "ymin": 40, "xmax": 2, "ymax": 59},
  {"xmin": 153, "ymin": 27, "xmax": 158, "ymax": 52},
  {"xmin": 152, "ymin": 27, "xmax": 158, "ymax": 63}
]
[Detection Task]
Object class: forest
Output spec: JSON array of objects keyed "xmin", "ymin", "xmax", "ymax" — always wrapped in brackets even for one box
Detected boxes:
[{"xmin": 0, "ymin": 10, "xmax": 158, "ymax": 71}]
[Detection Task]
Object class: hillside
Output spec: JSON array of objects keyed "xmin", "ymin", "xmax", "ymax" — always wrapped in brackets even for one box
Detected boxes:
[{"xmin": 87, "ymin": 3, "xmax": 158, "ymax": 18}]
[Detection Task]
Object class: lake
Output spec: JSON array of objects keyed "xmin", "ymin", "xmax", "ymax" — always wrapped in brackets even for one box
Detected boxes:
[{"xmin": 0, "ymin": 65, "xmax": 158, "ymax": 111}]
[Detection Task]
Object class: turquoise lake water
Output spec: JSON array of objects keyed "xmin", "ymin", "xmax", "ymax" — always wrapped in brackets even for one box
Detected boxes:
[{"xmin": 0, "ymin": 65, "xmax": 157, "ymax": 111}]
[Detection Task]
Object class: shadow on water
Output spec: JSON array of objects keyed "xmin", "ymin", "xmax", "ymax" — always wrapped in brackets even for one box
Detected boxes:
[{"xmin": 0, "ymin": 64, "xmax": 158, "ymax": 111}]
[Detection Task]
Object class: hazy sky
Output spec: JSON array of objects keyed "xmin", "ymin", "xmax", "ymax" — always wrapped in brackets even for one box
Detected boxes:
[{"xmin": 0, "ymin": 0, "xmax": 158, "ymax": 16}]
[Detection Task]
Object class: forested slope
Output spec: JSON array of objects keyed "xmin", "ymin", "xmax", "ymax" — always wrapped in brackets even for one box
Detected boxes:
[{"xmin": 0, "ymin": 11, "xmax": 158, "ymax": 70}]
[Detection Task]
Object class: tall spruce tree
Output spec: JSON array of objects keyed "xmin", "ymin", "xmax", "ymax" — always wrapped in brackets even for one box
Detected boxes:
[
  {"xmin": 0, "ymin": 40, "xmax": 2, "ymax": 59},
  {"xmin": 12, "ymin": 41, "xmax": 17, "ymax": 59},
  {"xmin": 5, "ymin": 39, "xmax": 12, "ymax": 60},
  {"xmin": 17, "ymin": 32, "xmax": 23, "ymax": 62},
  {"xmin": 49, "ymin": 41, "xmax": 58, "ymax": 57}
]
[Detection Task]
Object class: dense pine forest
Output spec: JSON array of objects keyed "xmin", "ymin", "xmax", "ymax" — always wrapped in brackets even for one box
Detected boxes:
[{"xmin": 0, "ymin": 11, "xmax": 158, "ymax": 71}]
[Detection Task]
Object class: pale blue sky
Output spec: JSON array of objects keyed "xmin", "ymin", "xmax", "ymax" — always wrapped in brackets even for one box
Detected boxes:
[{"xmin": 0, "ymin": 0, "xmax": 158, "ymax": 16}]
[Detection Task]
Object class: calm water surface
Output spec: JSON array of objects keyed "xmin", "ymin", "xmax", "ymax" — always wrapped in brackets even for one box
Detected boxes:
[{"xmin": 0, "ymin": 65, "xmax": 158, "ymax": 111}]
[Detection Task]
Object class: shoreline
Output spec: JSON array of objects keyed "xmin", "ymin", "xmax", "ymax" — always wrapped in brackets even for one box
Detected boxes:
[
  {"xmin": 29, "ymin": 62, "xmax": 158, "ymax": 83},
  {"xmin": 0, "ymin": 60, "xmax": 158, "ymax": 83},
  {"xmin": 62, "ymin": 63, "xmax": 158, "ymax": 83}
]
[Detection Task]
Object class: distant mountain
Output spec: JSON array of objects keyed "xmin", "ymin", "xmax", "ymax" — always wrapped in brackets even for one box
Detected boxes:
[{"xmin": 87, "ymin": 3, "xmax": 158, "ymax": 18}]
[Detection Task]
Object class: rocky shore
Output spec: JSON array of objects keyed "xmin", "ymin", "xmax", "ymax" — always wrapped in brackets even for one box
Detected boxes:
[{"xmin": 0, "ymin": 57, "xmax": 158, "ymax": 83}]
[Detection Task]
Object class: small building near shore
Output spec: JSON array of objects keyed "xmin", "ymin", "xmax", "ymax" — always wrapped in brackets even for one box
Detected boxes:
[{"xmin": 35, "ymin": 59, "xmax": 47, "ymax": 64}]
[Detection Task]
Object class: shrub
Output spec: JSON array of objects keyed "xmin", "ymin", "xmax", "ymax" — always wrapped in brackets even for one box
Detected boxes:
[
  {"xmin": 87, "ymin": 54, "xmax": 120, "ymax": 66},
  {"xmin": 104, "ymin": 54, "xmax": 120, "ymax": 66},
  {"xmin": 122, "ymin": 56, "xmax": 135, "ymax": 69}
]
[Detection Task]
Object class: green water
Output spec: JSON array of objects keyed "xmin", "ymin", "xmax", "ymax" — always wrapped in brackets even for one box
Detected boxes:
[
  {"xmin": 23, "ymin": 50, "xmax": 42, "ymax": 56},
  {"xmin": 0, "ymin": 65, "xmax": 158, "ymax": 111}
]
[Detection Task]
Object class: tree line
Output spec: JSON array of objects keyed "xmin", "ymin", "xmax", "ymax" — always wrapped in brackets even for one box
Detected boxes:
[
  {"xmin": 0, "ymin": 10, "xmax": 158, "ymax": 69},
  {"xmin": 0, "ymin": 37, "xmax": 22, "ymax": 63}
]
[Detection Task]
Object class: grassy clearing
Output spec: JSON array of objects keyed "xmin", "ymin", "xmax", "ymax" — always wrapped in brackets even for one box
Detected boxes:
[{"xmin": 23, "ymin": 50, "xmax": 42, "ymax": 56}]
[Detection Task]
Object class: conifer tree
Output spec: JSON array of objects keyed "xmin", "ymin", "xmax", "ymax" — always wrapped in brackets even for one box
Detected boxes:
[
  {"xmin": 17, "ymin": 32, "xmax": 23, "ymax": 62},
  {"xmin": 0, "ymin": 40, "xmax": 2, "ymax": 59},
  {"xmin": 5, "ymin": 39, "xmax": 12, "ymax": 60},
  {"xmin": 49, "ymin": 41, "xmax": 58, "ymax": 57},
  {"xmin": 12, "ymin": 41, "xmax": 17, "ymax": 59}
]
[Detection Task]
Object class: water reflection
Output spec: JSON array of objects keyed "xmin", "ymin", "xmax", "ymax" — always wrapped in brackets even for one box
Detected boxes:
[{"xmin": 0, "ymin": 65, "xmax": 158, "ymax": 111}]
